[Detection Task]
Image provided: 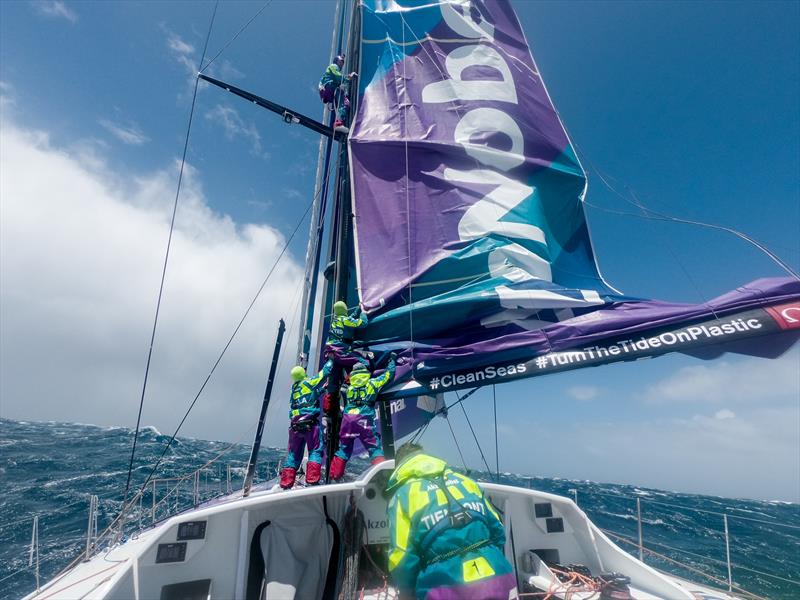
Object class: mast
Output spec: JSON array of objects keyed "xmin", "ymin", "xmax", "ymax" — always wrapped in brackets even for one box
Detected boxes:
[
  {"xmin": 295, "ymin": 0, "xmax": 348, "ymax": 369},
  {"xmin": 322, "ymin": 0, "xmax": 362, "ymax": 481}
]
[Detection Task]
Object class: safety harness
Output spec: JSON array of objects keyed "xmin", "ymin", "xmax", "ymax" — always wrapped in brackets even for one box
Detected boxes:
[{"xmin": 417, "ymin": 474, "xmax": 493, "ymax": 567}]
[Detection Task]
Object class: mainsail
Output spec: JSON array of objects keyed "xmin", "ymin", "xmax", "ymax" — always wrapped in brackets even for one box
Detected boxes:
[{"xmin": 348, "ymin": 0, "xmax": 800, "ymax": 401}]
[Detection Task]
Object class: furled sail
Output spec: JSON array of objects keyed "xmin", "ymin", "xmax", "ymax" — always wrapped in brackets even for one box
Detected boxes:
[{"xmin": 349, "ymin": 0, "xmax": 800, "ymax": 400}]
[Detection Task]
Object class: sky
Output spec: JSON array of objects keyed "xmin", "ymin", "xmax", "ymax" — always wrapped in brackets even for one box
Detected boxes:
[{"xmin": 1, "ymin": 0, "xmax": 798, "ymax": 501}]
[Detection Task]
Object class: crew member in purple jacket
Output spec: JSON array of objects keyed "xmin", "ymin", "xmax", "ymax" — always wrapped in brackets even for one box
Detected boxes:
[
  {"xmin": 280, "ymin": 359, "xmax": 333, "ymax": 489},
  {"xmin": 329, "ymin": 356, "xmax": 396, "ymax": 480}
]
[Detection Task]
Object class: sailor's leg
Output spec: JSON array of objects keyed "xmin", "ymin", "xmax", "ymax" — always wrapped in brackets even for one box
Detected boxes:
[
  {"xmin": 330, "ymin": 414, "xmax": 357, "ymax": 480},
  {"xmin": 281, "ymin": 426, "xmax": 305, "ymax": 489},
  {"xmin": 361, "ymin": 415, "xmax": 385, "ymax": 464},
  {"xmin": 305, "ymin": 423, "xmax": 324, "ymax": 485},
  {"xmin": 284, "ymin": 427, "xmax": 305, "ymax": 469}
]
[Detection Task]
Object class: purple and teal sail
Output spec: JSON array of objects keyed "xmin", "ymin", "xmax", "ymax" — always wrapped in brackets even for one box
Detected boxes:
[{"xmin": 347, "ymin": 0, "xmax": 800, "ymax": 400}]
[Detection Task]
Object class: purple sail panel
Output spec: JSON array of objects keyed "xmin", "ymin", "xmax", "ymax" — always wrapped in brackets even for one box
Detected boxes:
[
  {"xmin": 380, "ymin": 278, "xmax": 800, "ymax": 398},
  {"xmin": 350, "ymin": 0, "xmax": 606, "ymax": 317}
]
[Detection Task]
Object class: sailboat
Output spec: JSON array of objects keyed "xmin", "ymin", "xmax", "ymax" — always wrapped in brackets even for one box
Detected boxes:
[{"xmin": 23, "ymin": 1, "xmax": 799, "ymax": 599}]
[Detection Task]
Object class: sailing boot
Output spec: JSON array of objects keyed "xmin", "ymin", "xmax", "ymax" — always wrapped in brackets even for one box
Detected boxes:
[
  {"xmin": 279, "ymin": 467, "xmax": 297, "ymax": 489},
  {"xmin": 305, "ymin": 461, "xmax": 321, "ymax": 485},
  {"xmin": 329, "ymin": 455, "xmax": 347, "ymax": 480},
  {"xmin": 370, "ymin": 456, "xmax": 386, "ymax": 465}
]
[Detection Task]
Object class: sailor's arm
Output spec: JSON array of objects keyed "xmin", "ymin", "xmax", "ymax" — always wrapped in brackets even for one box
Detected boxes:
[
  {"xmin": 370, "ymin": 357, "xmax": 396, "ymax": 391},
  {"xmin": 341, "ymin": 308, "xmax": 368, "ymax": 328},
  {"xmin": 387, "ymin": 491, "xmax": 421, "ymax": 596},
  {"xmin": 308, "ymin": 358, "xmax": 334, "ymax": 392}
]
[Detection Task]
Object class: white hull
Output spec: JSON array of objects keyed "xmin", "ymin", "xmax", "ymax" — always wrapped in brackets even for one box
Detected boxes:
[{"xmin": 24, "ymin": 463, "xmax": 736, "ymax": 600}]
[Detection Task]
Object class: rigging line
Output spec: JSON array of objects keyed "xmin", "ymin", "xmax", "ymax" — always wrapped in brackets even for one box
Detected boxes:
[
  {"xmin": 458, "ymin": 396, "xmax": 493, "ymax": 477},
  {"xmin": 573, "ymin": 140, "xmax": 799, "ymax": 281},
  {"xmin": 626, "ymin": 179, "xmax": 721, "ymax": 320},
  {"xmin": 584, "ymin": 197, "xmax": 800, "ymax": 281},
  {"xmin": 399, "ymin": 18, "xmax": 417, "ymax": 369},
  {"xmin": 578, "ymin": 488, "xmax": 800, "ymax": 531},
  {"xmin": 601, "ymin": 530, "xmax": 768, "ymax": 600},
  {"xmin": 199, "ymin": 0, "xmax": 273, "ymax": 74},
  {"xmin": 444, "ymin": 414, "xmax": 468, "ymax": 471},
  {"xmin": 122, "ymin": 0, "xmax": 219, "ymax": 511},
  {"xmin": 443, "ymin": 386, "xmax": 479, "ymax": 413},
  {"xmin": 132, "ymin": 187, "xmax": 318, "ymax": 503},
  {"xmin": 492, "ymin": 384, "xmax": 499, "ymax": 482}
]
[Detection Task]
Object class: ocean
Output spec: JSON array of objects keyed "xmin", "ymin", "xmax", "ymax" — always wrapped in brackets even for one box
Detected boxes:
[{"xmin": 1, "ymin": 418, "xmax": 797, "ymax": 599}]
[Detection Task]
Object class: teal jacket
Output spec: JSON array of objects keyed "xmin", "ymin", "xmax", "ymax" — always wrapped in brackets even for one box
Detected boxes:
[
  {"xmin": 385, "ymin": 454, "xmax": 510, "ymax": 599},
  {"xmin": 319, "ymin": 63, "xmax": 343, "ymax": 89},
  {"xmin": 341, "ymin": 359, "xmax": 395, "ymax": 419},
  {"xmin": 326, "ymin": 310, "xmax": 368, "ymax": 347},
  {"xmin": 289, "ymin": 359, "xmax": 333, "ymax": 420}
]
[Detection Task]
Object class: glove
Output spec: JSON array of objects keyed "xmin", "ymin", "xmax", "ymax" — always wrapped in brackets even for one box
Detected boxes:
[{"xmin": 389, "ymin": 352, "xmax": 398, "ymax": 362}]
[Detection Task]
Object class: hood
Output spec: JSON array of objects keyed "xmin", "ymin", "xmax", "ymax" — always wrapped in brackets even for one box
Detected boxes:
[
  {"xmin": 385, "ymin": 453, "xmax": 447, "ymax": 496},
  {"xmin": 349, "ymin": 371, "xmax": 371, "ymax": 387}
]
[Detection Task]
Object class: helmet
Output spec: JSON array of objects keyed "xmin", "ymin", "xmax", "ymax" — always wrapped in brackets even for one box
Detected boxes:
[
  {"xmin": 351, "ymin": 363, "xmax": 368, "ymax": 374},
  {"xmin": 334, "ymin": 54, "xmax": 345, "ymax": 66},
  {"xmin": 290, "ymin": 366, "xmax": 306, "ymax": 382},
  {"xmin": 333, "ymin": 301, "xmax": 348, "ymax": 316}
]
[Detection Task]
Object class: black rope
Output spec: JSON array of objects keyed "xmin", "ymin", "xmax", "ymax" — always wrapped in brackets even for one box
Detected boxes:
[
  {"xmin": 131, "ymin": 144, "xmax": 334, "ymax": 505},
  {"xmin": 200, "ymin": 0, "xmax": 274, "ymax": 74},
  {"xmin": 492, "ymin": 385, "xmax": 498, "ymax": 480},
  {"xmin": 122, "ymin": 0, "xmax": 219, "ymax": 509},
  {"xmin": 569, "ymin": 135, "xmax": 799, "ymax": 281},
  {"xmin": 459, "ymin": 398, "xmax": 493, "ymax": 477},
  {"xmin": 134, "ymin": 189, "xmax": 316, "ymax": 501},
  {"xmin": 492, "ymin": 384, "xmax": 499, "ymax": 482},
  {"xmin": 443, "ymin": 387, "xmax": 479, "ymax": 413},
  {"xmin": 445, "ymin": 414, "xmax": 467, "ymax": 471}
]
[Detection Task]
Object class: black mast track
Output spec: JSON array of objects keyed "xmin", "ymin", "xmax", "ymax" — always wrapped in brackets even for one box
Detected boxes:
[{"xmin": 198, "ymin": 74, "xmax": 347, "ymax": 142}]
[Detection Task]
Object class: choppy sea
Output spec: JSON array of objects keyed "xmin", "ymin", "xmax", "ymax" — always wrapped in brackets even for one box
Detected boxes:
[{"xmin": 1, "ymin": 418, "xmax": 797, "ymax": 599}]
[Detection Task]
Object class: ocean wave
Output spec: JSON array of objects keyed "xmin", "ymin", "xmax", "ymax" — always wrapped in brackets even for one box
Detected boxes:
[
  {"xmin": 601, "ymin": 511, "xmax": 666, "ymax": 526},
  {"xmin": 1, "ymin": 419, "xmax": 797, "ymax": 600}
]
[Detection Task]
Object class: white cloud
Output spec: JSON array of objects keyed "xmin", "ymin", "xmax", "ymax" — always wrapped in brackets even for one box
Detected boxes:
[
  {"xmin": 99, "ymin": 118, "xmax": 150, "ymax": 146},
  {"xmin": 31, "ymin": 0, "xmax": 77, "ymax": 24},
  {"xmin": 432, "ymin": 403, "xmax": 799, "ymax": 501},
  {"xmin": 567, "ymin": 385, "xmax": 598, "ymax": 401},
  {"xmin": 0, "ymin": 80, "xmax": 15, "ymax": 112},
  {"xmin": 643, "ymin": 352, "xmax": 800, "ymax": 404},
  {"xmin": 0, "ymin": 119, "xmax": 305, "ymax": 445},
  {"xmin": 205, "ymin": 104, "xmax": 268, "ymax": 159},
  {"xmin": 713, "ymin": 408, "xmax": 735, "ymax": 420},
  {"xmin": 166, "ymin": 30, "xmax": 196, "ymax": 77}
]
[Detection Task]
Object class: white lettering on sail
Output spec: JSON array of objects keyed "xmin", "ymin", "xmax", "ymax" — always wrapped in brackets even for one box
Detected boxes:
[
  {"xmin": 423, "ymin": 2, "xmax": 603, "ymax": 320},
  {"xmin": 454, "ymin": 108, "xmax": 524, "ymax": 172},
  {"xmin": 487, "ymin": 242, "xmax": 551, "ymax": 283},
  {"xmin": 440, "ymin": 0, "xmax": 495, "ymax": 41},
  {"xmin": 421, "ymin": 45, "xmax": 516, "ymax": 104},
  {"xmin": 446, "ymin": 168, "xmax": 544, "ymax": 245}
]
